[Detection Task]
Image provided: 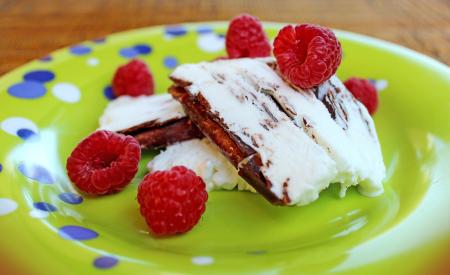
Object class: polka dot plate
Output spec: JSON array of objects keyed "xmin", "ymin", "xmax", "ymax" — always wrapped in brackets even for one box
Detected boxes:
[{"xmin": 0, "ymin": 23, "xmax": 449, "ymax": 275}]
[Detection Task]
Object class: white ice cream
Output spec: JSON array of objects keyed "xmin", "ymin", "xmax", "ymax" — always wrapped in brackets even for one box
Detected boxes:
[
  {"xmin": 227, "ymin": 59, "xmax": 385, "ymax": 196},
  {"xmin": 148, "ymin": 139, "xmax": 254, "ymax": 192},
  {"xmin": 171, "ymin": 58, "xmax": 385, "ymax": 205},
  {"xmin": 99, "ymin": 94, "xmax": 185, "ymax": 132},
  {"xmin": 325, "ymin": 76, "xmax": 386, "ymax": 196},
  {"xmin": 172, "ymin": 59, "xmax": 338, "ymax": 205}
]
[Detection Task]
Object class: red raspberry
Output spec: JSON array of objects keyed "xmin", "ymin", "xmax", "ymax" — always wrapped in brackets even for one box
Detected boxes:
[
  {"xmin": 273, "ymin": 24, "xmax": 342, "ymax": 89},
  {"xmin": 112, "ymin": 59, "xmax": 154, "ymax": 97},
  {"xmin": 66, "ymin": 130, "xmax": 141, "ymax": 195},
  {"xmin": 225, "ymin": 14, "xmax": 271, "ymax": 58},
  {"xmin": 344, "ymin": 77, "xmax": 379, "ymax": 115},
  {"xmin": 137, "ymin": 166, "xmax": 208, "ymax": 236}
]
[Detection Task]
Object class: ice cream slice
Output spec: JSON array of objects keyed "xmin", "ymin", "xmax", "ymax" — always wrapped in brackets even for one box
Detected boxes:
[
  {"xmin": 170, "ymin": 58, "xmax": 385, "ymax": 205},
  {"xmin": 99, "ymin": 94, "xmax": 184, "ymax": 132},
  {"xmin": 170, "ymin": 59, "xmax": 338, "ymax": 206},
  {"xmin": 98, "ymin": 94, "xmax": 202, "ymax": 149},
  {"xmin": 226, "ymin": 58, "xmax": 385, "ymax": 196},
  {"xmin": 315, "ymin": 76, "xmax": 386, "ymax": 196},
  {"xmin": 148, "ymin": 139, "xmax": 254, "ymax": 192}
]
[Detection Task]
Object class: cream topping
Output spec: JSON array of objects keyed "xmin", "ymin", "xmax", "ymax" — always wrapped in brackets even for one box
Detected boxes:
[
  {"xmin": 99, "ymin": 94, "xmax": 185, "ymax": 132},
  {"xmin": 148, "ymin": 139, "xmax": 252, "ymax": 192}
]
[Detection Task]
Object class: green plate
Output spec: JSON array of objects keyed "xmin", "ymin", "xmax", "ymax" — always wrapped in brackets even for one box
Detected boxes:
[{"xmin": 0, "ymin": 22, "xmax": 449, "ymax": 275}]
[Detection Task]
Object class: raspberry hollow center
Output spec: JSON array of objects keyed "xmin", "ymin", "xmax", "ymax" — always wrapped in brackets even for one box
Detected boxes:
[{"xmin": 90, "ymin": 153, "xmax": 118, "ymax": 169}]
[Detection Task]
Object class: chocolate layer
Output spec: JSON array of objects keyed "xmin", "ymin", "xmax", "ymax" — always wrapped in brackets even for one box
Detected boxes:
[
  {"xmin": 170, "ymin": 85, "xmax": 284, "ymax": 205},
  {"xmin": 133, "ymin": 118, "xmax": 203, "ymax": 149},
  {"xmin": 99, "ymin": 94, "xmax": 203, "ymax": 149}
]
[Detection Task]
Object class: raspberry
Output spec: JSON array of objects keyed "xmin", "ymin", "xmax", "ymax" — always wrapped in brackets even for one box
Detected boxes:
[
  {"xmin": 66, "ymin": 130, "xmax": 141, "ymax": 195},
  {"xmin": 273, "ymin": 24, "xmax": 342, "ymax": 89},
  {"xmin": 112, "ymin": 59, "xmax": 154, "ymax": 97},
  {"xmin": 225, "ymin": 14, "xmax": 271, "ymax": 58},
  {"xmin": 344, "ymin": 77, "xmax": 379, "ymax": 115},
  {"xmin": 137, "ymin": 166, "xmax": 208, "ymax": 236}
]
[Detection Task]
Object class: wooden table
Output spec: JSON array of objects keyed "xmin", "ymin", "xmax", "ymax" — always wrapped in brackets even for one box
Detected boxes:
[{"xmin": 0, "ymin": 0, "xmax": 449, "ymax": 75}]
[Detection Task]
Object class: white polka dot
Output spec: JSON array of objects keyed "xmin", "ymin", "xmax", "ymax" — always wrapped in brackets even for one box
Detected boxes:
[
  {"xmin": 197, "ymin": 33, "xmax": 224, "ymax": 52},
  {"xmin": 1, "ymin": 117, "xmax": 39, "ymax": 136},
  {"xmin": 87, "ymin": 58, "xmax": 99, "ymax": 66},
  {"xmin": 52, "ymin": 83, "xmax": 81, "ymax": 103},
  {"xmin": 164, "ymin": 34, "xmax": 175, "ymax": 40},
  {"xmin": 191, "ymin": 256, "xmax": 214, "ymax": 266},
  {"xmin": 29, "ymin": 209, "xmax": 49, "ymax": 219},
  {"xmin": 375, "ymin": 79, "xmax": 388, "ymax": 92},
  {"xmin": 0, "ymin": 198, "xmax": 18, "ymax": 216}
]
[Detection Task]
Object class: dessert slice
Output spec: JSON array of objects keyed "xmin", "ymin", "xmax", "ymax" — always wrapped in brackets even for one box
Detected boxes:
[
  {"xmin": 314, "ymin": 76, "xmax": 386, "ymax": 196},
  {"xmin": 148, "ymin": 139, "xmax": 254, "ymax": 192},
  {"xmin": 99, "ymin": 94, "xmax": 202, "ymax": 149},
  {"xmin": 170, "ymin": 60, "xmax": 338, "ymax": 205},
  {"xmin": 228, "ymin": 58, "xmax": 385, "ymax": 196}
]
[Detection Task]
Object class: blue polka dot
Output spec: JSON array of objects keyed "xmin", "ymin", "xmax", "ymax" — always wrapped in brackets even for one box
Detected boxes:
[
  {"xmin": 33, "ymin": 202, "xmax": 57, "ymax": 212},
  {"xmin": 17, "ymin": 128, "xmax": 37, "ymax": 140},
  {"xmin": 197, "ymin": 25, "xmax": 213, "ymax": 34},
  {"xmin": 92, "ymin": 37, "xmax": 106, "ymax": 44},
  {"xmin": 24, "ymin": 70, "xmax": 55, "ymax": 83},
  {"xmin": 165, "ymin": 25, "xmax": 187, "ymax": 36},
  {"xmin": 0, "ymin": 163, "xmax": 3, "ymax": 173},
  {"xmin": 103, "ymin": 86, "xmax": 116, "ymax": 100},
  {"xmin": 58, "ymin": 193, "xmax": 83, "ymax": 204},
  {"xmin": 18, "ymin": 163, "xmax": 54, "ymax": 184},
  {"xmin": 70, "ymin": 45, "xmax": 92, "ymax": 55},
  {"xmin": 39, "ymin": 56, "xmax": 52, "ymax": 62},
  {"xmin": 119, "ymin": 47, "xmax": 139, "ymax": 58},
  {"xmin": 93, "ymin": 256, "xmax": 118, "ymax": 269},
  {"xmin": 59, "ymin": 225, "xmax": 98, "ymax": 241},
  {"xmin": 134, "ymin": 44, "xmax": 152, "ymax": 55},
  {"xmin": 163, "ymin": 56, "xmax": 178, "ymax": 69},
  {"xmin": 8, "ymin": 81, "xmax": 46, "ymax": 99}
]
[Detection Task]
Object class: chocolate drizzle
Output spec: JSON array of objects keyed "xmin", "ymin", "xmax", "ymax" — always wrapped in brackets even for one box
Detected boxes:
[
  {"xmin": 212, "ymin": 73, "xmax": 226, "ymax": 84},
  {"xmin": 318, "ymin": 87, "xmax": 349, "ymax": 130},
  {"xmin": 261, "ymin": 102, "xmax": 279, "ymax": 123},
  {"xmin": 357, "ymin": 104, "xmax": 374, "ymax": 138},
  {"xmin": 282, "ymin": 178, "xmax": 291, "ymax": 204}
]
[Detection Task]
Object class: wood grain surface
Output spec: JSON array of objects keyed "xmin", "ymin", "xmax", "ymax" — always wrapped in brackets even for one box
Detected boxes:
[{"xmin": 0, "ymin": 0, "xmax": 449, "ymax": 75}]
